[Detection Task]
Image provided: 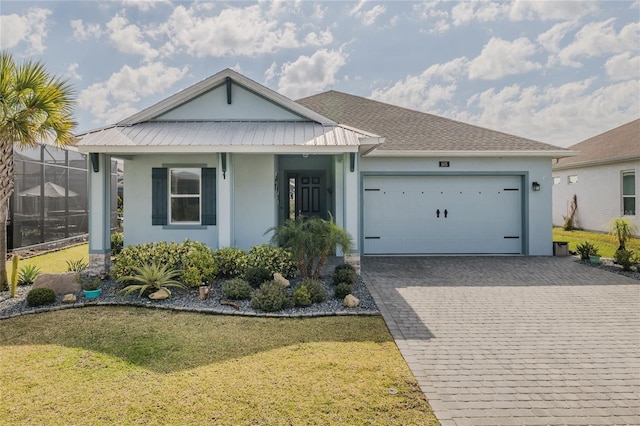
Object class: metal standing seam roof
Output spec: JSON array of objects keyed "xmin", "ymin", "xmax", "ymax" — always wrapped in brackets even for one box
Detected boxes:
[
  {"xmin": 297, "ymin": 90, "xmax": 572, "ymax": 155},
  {"xmin": 75, "ymin": 121, "xmax": 382, "ymax": 152}
]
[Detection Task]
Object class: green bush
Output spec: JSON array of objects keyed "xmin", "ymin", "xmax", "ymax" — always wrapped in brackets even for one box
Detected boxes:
[
  {"xmin": 213, "ymin": 247, "xmax": 248, "ymax": 279},
  {"xmin": 300, "ymin": 278, "xmax": 327, "ymax": 303},
  {"xmin": 334, "ymin": 282, "xmax": 353, "ymax": 299},
  {"xmin": 292, "ymin": 285, "xmax": 312, "ymax": 306},
  {"xmin": 614, "ymin": 249, "xmax": 636, "ymax": 271},
  {"xmin": 247, "ymin": 244, "xmax": 297, "ymax": 278},
  {"xmin": 66, "ymin": 258, "xmax": 88, "ymax": 272},
  {"xmin": 250, "ymin": 280, "xmax": 293, "ymax": 312},
  {"xmin": 112, "ymin": 239, "xmax": 215, "ymax": 286},
  {"xmin": 18, "ymin": 264, "xmax": 41, "ymax": 286},
  {"xmin": 334, "ymin": 267, "xmax": 357, "ymax": 285},
  {"xmin": 244, "ymin": 266, "xmax": 272, "ymax": 288},
  {"xmin": 222, "ymin": 278, "xmax": 253, "ymax": 300},
  {"xmin": 576, "ymin": 241, "xmax": 599, "ymax": 260},
  {"xmin": 26, "ymin": 288, "xmax": 56, "ymax": 307},
  {"xmin": 111, "ymin": 232, "xmax": 124, "ymax": 256}
]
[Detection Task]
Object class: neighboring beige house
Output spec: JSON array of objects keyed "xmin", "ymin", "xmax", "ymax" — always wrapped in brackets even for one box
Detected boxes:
[{"xmin": 552, "ymin": 119, "xmax": 640, "ymax": 235}]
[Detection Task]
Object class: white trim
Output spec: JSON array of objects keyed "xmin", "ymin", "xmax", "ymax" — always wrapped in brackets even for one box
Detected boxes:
[
  {"xmin": 77, "ymin": 145, "xmax": 361, "ymax": 154},
  {"xmin": 168, "ymin": 168, "xmax": 202, "ymax": 225},
  {"xmin": 553, "ymin": 154, "xmax": 640, "ymax": 171},
  {"xmin": 363, "ymin": 149, "xmax": 576, "ymax": 158}
]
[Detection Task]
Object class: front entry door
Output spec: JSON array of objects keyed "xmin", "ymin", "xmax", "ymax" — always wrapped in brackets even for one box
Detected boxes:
[{"xmin": 287, "ymin": 172, "xmax": 326, "ymax": 220}]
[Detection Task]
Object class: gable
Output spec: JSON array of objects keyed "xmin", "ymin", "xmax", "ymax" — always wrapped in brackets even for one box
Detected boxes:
[{"xmin": 156, "ymin": 81, "xmax": 306, "ymax": 122}]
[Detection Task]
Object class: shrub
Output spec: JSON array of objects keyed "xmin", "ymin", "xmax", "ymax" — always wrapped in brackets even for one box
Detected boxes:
[
  {"xmin": 292, "ymin": 285, "xmax": 312, "ymax": 306},
  {"xmin": 181, "ymin": 245, "xmax": 218, "ymax": 288},
  {"xmin": 250, "ymin": 280, "xmax": 293, "ymax": 312},
  {"xmin": 18, "ymin": 264, "xmax": 41, "ymax": 286},
  {"xmin": 79, "ymin": 276, "xmax": 101, "ymax": 291},
  {"xmin": 247, "ymin": 244, "xmax": 297, "ymax": 278},
  {"xmin": 300, "ymin": 278, "xmax": 327, "ymax": 303},
  {"xmin": 213, "ymin": 247, "xmax": 248, "ymax": 279},
  {"xmin": 576, "ymin": 241, "xmax": 599, "ymax": 260},
  {"xmin": 66, "ymin": 258, "xmax": 88, "ymax": 272},
  {"xmin": 334, "ymin": 282, "xmax": 352, "ymax": 299},
  {"xmin": 26, "ymin": 288, "xmax": 56, "ymax": 307},
  {"xmin": 118, "ymin": 262, "xmax": 186, "ymax": 298},
  {"xmin": 334, "ymin": 266, "xmax": 357, "ymax": 285},
  {"xmin": 614, "ymin": 249, "xmax": 636, "ymax": 271},
  {"xmin": 222, "ymin": 278, "xmax": 253, "ymax": 300},
  {"xmin": 244, "ymin": 266, "xmax": 272, "ymax": 288},
  {"xmin": 111, "ymin": 232, "xmax": 124, "ymax": 256}
]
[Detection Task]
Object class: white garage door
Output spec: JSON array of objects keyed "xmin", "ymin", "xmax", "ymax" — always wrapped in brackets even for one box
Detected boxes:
[{"xmin": 363, "ymin": 175, "xmax": 523, "ymax": 254}]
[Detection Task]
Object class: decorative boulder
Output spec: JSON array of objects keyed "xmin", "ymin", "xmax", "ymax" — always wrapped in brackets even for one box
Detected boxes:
[
  {"xmin": 32, "ymin": 272, "xmax": 80, "ymax": 294},
  {"xmin": 343, "ymin": 294, "xmax": 359, "ymax": 308},
  {"xmin": 273, "ymin": 272, "xmax": 290, "ymax": 288},
  {"xmin": 149, "ymin": 289, "xmax": 170, "ymax": 300},
  {"xmin": 62, "ymin": 294, "xmax": 77, "ymax": 303}
]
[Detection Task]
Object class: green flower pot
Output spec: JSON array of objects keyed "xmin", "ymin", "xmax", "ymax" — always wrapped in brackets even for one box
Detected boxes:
[
  {"xmin": 589, "ymin": 255, "xmax": 601, "ymax": 265},
  {"xmin": 83, "ymin": 288, "xmax": 102, "ymax": 299}
]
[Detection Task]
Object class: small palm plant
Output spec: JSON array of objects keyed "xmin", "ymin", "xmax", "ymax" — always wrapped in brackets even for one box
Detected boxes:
[
  {"xmin": 117, "ymin": 262, "xmax": 187, "ymax": 298},
  {"xmin": 608, "ymin": 218, "xmax": 638, "ymax": 252},
  {"xmin": 18, "ymin": 264, "xmax": 41, "ymax": 286}
]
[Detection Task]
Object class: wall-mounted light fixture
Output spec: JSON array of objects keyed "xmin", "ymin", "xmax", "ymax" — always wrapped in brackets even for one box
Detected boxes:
[
  {"xmin": 350, "ymin": 152, "xmax": 356, "ymax": 172},
  {"xmin": 532, "ymin": 181, "xmax": 541, "ymax": 191},
  {"xmin": 90, "ymin": 153, "xmax": 99, "ymax": 173},
  {"xmin": 221, "ymin": 153, "xmax": 227, "ymax": 179}
]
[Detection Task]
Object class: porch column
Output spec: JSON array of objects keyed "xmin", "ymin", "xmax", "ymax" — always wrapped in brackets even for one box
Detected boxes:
[
  {"xmin": 87, "ymin": 153, "xmax": 111, "ymax": 273},
  {"xmin": 343, "ymin": 152, "xmax": 360, "ymax": 272},
  {"xmin": 218, "ymin": 153, "xmax": 233, "ymax": 247}
]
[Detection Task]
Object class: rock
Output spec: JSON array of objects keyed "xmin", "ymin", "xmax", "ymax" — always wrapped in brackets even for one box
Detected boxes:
[
  {"xmin": 343, "ymin": 294, "xmax": 359, "ymax": 308},
  {"xmin": 273, "ymin": 272, "xmax": 290, "ymax": 287},
  {"xmin": 149, "ymin": 289, "xmax": 170, "ymax": 300},
  {"xmin": 62, "ymin": 294, "xmax": 77, "ymax": 303},
  {"xmin": 33, "ymin": 272, "xmax": 80, "ymax": 294}
]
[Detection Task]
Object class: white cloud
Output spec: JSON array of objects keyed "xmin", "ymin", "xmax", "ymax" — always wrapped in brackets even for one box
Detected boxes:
[
  {"xmin": 537, "ymin": 20, "xmax": 579, "ymax": 53},
  {"xmin": 160, "ymin": 4, "xmax": 301, "ymax": 57},
  {"xmin": 106, "ymin": 14, "xmax": 159, "ymax": 60},
  {"xmin": 557, "ymin": 19, "xmax": 640, "ymax": 67},
  {"xmin": 370, "ymin": 57, "xmax": 468, "ymax": 111},
  {"xmin": 0, "ymin": 7, "xmax": 51, "ymax": 54},
  {"xmin": 70, "ymin": 19, "xmax": 102, "ymax": 40},
  {"xmin": 605, "ymin": 52, "xmax": 640, "ymax": 81},
  {"xmin": 509, "ymin": 0, "xmax": 598, "ymax": 21},
  {"xmin": 304, "ymin": 29, "xmax": 333, "ymax": 46},
  {"xmin": 277, "ymin": 49, "xmax": 347, "ymax": 99},
  {"xmin": 264, "ymin": 62, "xmax": 277, "ymax": 83},
  {"xmin": 66, "ymin": 63, "xmax": 81, "ymax": 81},
  {"xmin": 456, "ymin": 79, "xmax": 640, "ymax": 146},
  {"xmin": 120, "ymin": 0, "xmax": 171, "ymax": 12},
  {"xmin": 350, "ymin": 2, "xmax": 386, "ymax": 26},
  {"xmin": 468, "ymin": 37, "xmax": 542, "ymax": 80},
  {"xmin": 451, "ymin": 1, "xmax": 506, "ymax": 26},
  {"xmin": 78, "ymin": 62, "xmax": 188, "ymax": 123}
]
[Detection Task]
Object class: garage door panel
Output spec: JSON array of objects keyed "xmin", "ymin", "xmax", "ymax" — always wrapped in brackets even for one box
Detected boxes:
[{"xmin": 363, "ymin": 175, "xmax": 522, "ymax": 254}]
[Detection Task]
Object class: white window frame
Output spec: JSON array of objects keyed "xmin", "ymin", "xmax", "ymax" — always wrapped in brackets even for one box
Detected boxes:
[
  {"xmin": 169, "ymin": 168, "xmax": 201, "ymax": 224},
  {"xmin": 622, "ymin": 170, "xmax": 636, "ymax": 216},
  {"xmin": 553, "ymin": 176, "xmax": 561, "ymax": 185},
  {"xmin": 568, "ymin": 175, "xmax": 578, "ymax": 184}
]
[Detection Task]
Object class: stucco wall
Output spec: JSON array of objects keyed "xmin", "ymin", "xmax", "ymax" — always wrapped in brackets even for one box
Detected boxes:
[
  {"xmin": 360, "ymin": 156, "xmax": 554, "ymax": 255},
  {"xmin": 233, "ymin": 154, "xmax": 277, "ymax": 249},
  {"xmin": 552, "ymin": 160, "xmax": 639, "ymax": 235},
  {"xmin": 123, "ymin": 154, "xmax": 219, "ymax": 248}
]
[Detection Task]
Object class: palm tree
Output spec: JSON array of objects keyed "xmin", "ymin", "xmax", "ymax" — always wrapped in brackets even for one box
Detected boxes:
[
  {"xmin": 0, "ymin": 52, "xmax": 76, "ymax": 290},
  {"xmin": 608, "ymin": 218, "xmax": 638, "ymax": 252}
]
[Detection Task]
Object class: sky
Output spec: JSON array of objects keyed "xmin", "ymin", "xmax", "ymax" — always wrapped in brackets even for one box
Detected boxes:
[{"xmin": 1, "ymin": 0, "xmax": 638, "ymax": 147}]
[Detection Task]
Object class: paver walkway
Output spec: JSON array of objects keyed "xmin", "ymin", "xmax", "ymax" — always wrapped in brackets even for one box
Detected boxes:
[{"xmin": 362, "ymin": 256, "xmax": 640, "ymax": 426}]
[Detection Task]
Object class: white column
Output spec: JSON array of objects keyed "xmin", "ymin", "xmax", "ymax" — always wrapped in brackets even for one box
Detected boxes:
[
  {"xmin": 218, "ymin": 153, "xmax": 233, "ymax": 248},
  {"xmin": 88, "ymin": 153, "xmax": 111, "ymax": 273},
  {"xmin": 334, "ymin": 154, "xmax": 345, "ymax": 230},
  {"xmin": 343, "ymin": 151, "xmax": 360, "ymax": 272}
]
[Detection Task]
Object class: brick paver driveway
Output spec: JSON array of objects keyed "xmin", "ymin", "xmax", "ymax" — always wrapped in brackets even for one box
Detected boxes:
[{"xmin": 361, "ymin": 256, "xmax": 640, "ymax": 426}]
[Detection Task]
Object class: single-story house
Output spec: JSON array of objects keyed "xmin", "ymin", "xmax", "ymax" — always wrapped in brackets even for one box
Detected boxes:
[
  {"xmin": 76, "ymin": 69, "xmax": 572, "ymax": 271},
  {"xmin": 552, "ymin": 119, "xmax": 639, "ymax": 235}
]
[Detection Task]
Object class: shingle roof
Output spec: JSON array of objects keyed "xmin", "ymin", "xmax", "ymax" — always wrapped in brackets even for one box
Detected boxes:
[
  {"xmin": 297, "ymin": 90, "xmax": 569, "ymax": 154},
  {"xmin": 554, "ymin": 119, "xmax": 640, "ymax": 168}
]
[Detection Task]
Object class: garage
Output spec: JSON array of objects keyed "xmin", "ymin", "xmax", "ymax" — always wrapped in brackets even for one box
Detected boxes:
[{"xmin": 363, "ymin": 175, "xmax": 523, "ymax": 254}]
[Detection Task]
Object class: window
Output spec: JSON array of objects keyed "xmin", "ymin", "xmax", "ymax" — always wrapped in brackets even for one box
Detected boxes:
[
  {"xmin": 568, "ymin": 175, "xmax": 578, "ymax": 184},
  {"xmin": 553, "ymin": 176, "xmax": 561, "ymax": 185},
  {"xmin": 170, "ymin": 168, "xmax": 201, "ymax": 223},
  {"xmin": 622, "ymin": 171, "xmax": 635, "ymax": 216},
  {"xmin": 152, "ymin": 167, "xmax": 216, "ymax": 226}
]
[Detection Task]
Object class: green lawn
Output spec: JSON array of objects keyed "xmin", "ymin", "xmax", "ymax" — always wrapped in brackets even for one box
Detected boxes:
[
  {"xmin": 6, "ymin": 244, "xmax": 88, "ymax": 280},
  {"xmin": 0, "ymin": 307, "xmax": 439, "ymax": 425},
  {"xmin": 552, "ymin": 228, "xmax": 640, "ymax": 258}
]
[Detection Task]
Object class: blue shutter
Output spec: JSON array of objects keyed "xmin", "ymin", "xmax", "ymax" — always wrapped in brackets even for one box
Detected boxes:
[
  {"xmin": 152, "ymin": 168, "xmax": 167, "ymax": 225},
  {"xmin": 201, "ymin": 168, "xmax": 216, "ymax": 225}
]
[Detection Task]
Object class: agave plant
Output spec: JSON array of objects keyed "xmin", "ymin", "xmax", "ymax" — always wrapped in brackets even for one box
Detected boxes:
[
  {"xmin": 117, "ymin": 262, "xmax": 187, "ymax": 298},
  {"xmin": 18, "ymin": 264, "xmax": 41, "ymax": 286}
]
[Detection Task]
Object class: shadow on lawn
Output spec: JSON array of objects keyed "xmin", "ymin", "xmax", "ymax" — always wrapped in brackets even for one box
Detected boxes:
[{"xmin": 0, "ymin": 306, "xmax": 393, "ymax": 373}]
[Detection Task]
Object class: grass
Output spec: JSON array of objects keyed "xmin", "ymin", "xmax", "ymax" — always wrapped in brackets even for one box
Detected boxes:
[
  {"xmin": 6, "ymin": 244, "xmax": 88, "ymax": 280},
  {"xmin": 553, "ymin": 228, "xmax": 640, "ymax": 258},
  {"xmin": 0, "ymin": 307, "xmax": 439, "ymax": 425}
]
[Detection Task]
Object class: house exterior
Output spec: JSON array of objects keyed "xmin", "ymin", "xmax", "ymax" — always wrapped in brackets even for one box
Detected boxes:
[
  {"xmin": 75, "ymin": 69, "xmax": 572, "ymax": 271},
  {"xmin": 552, "ymin": 119, "xmax": 639, "ymax": 235}
]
